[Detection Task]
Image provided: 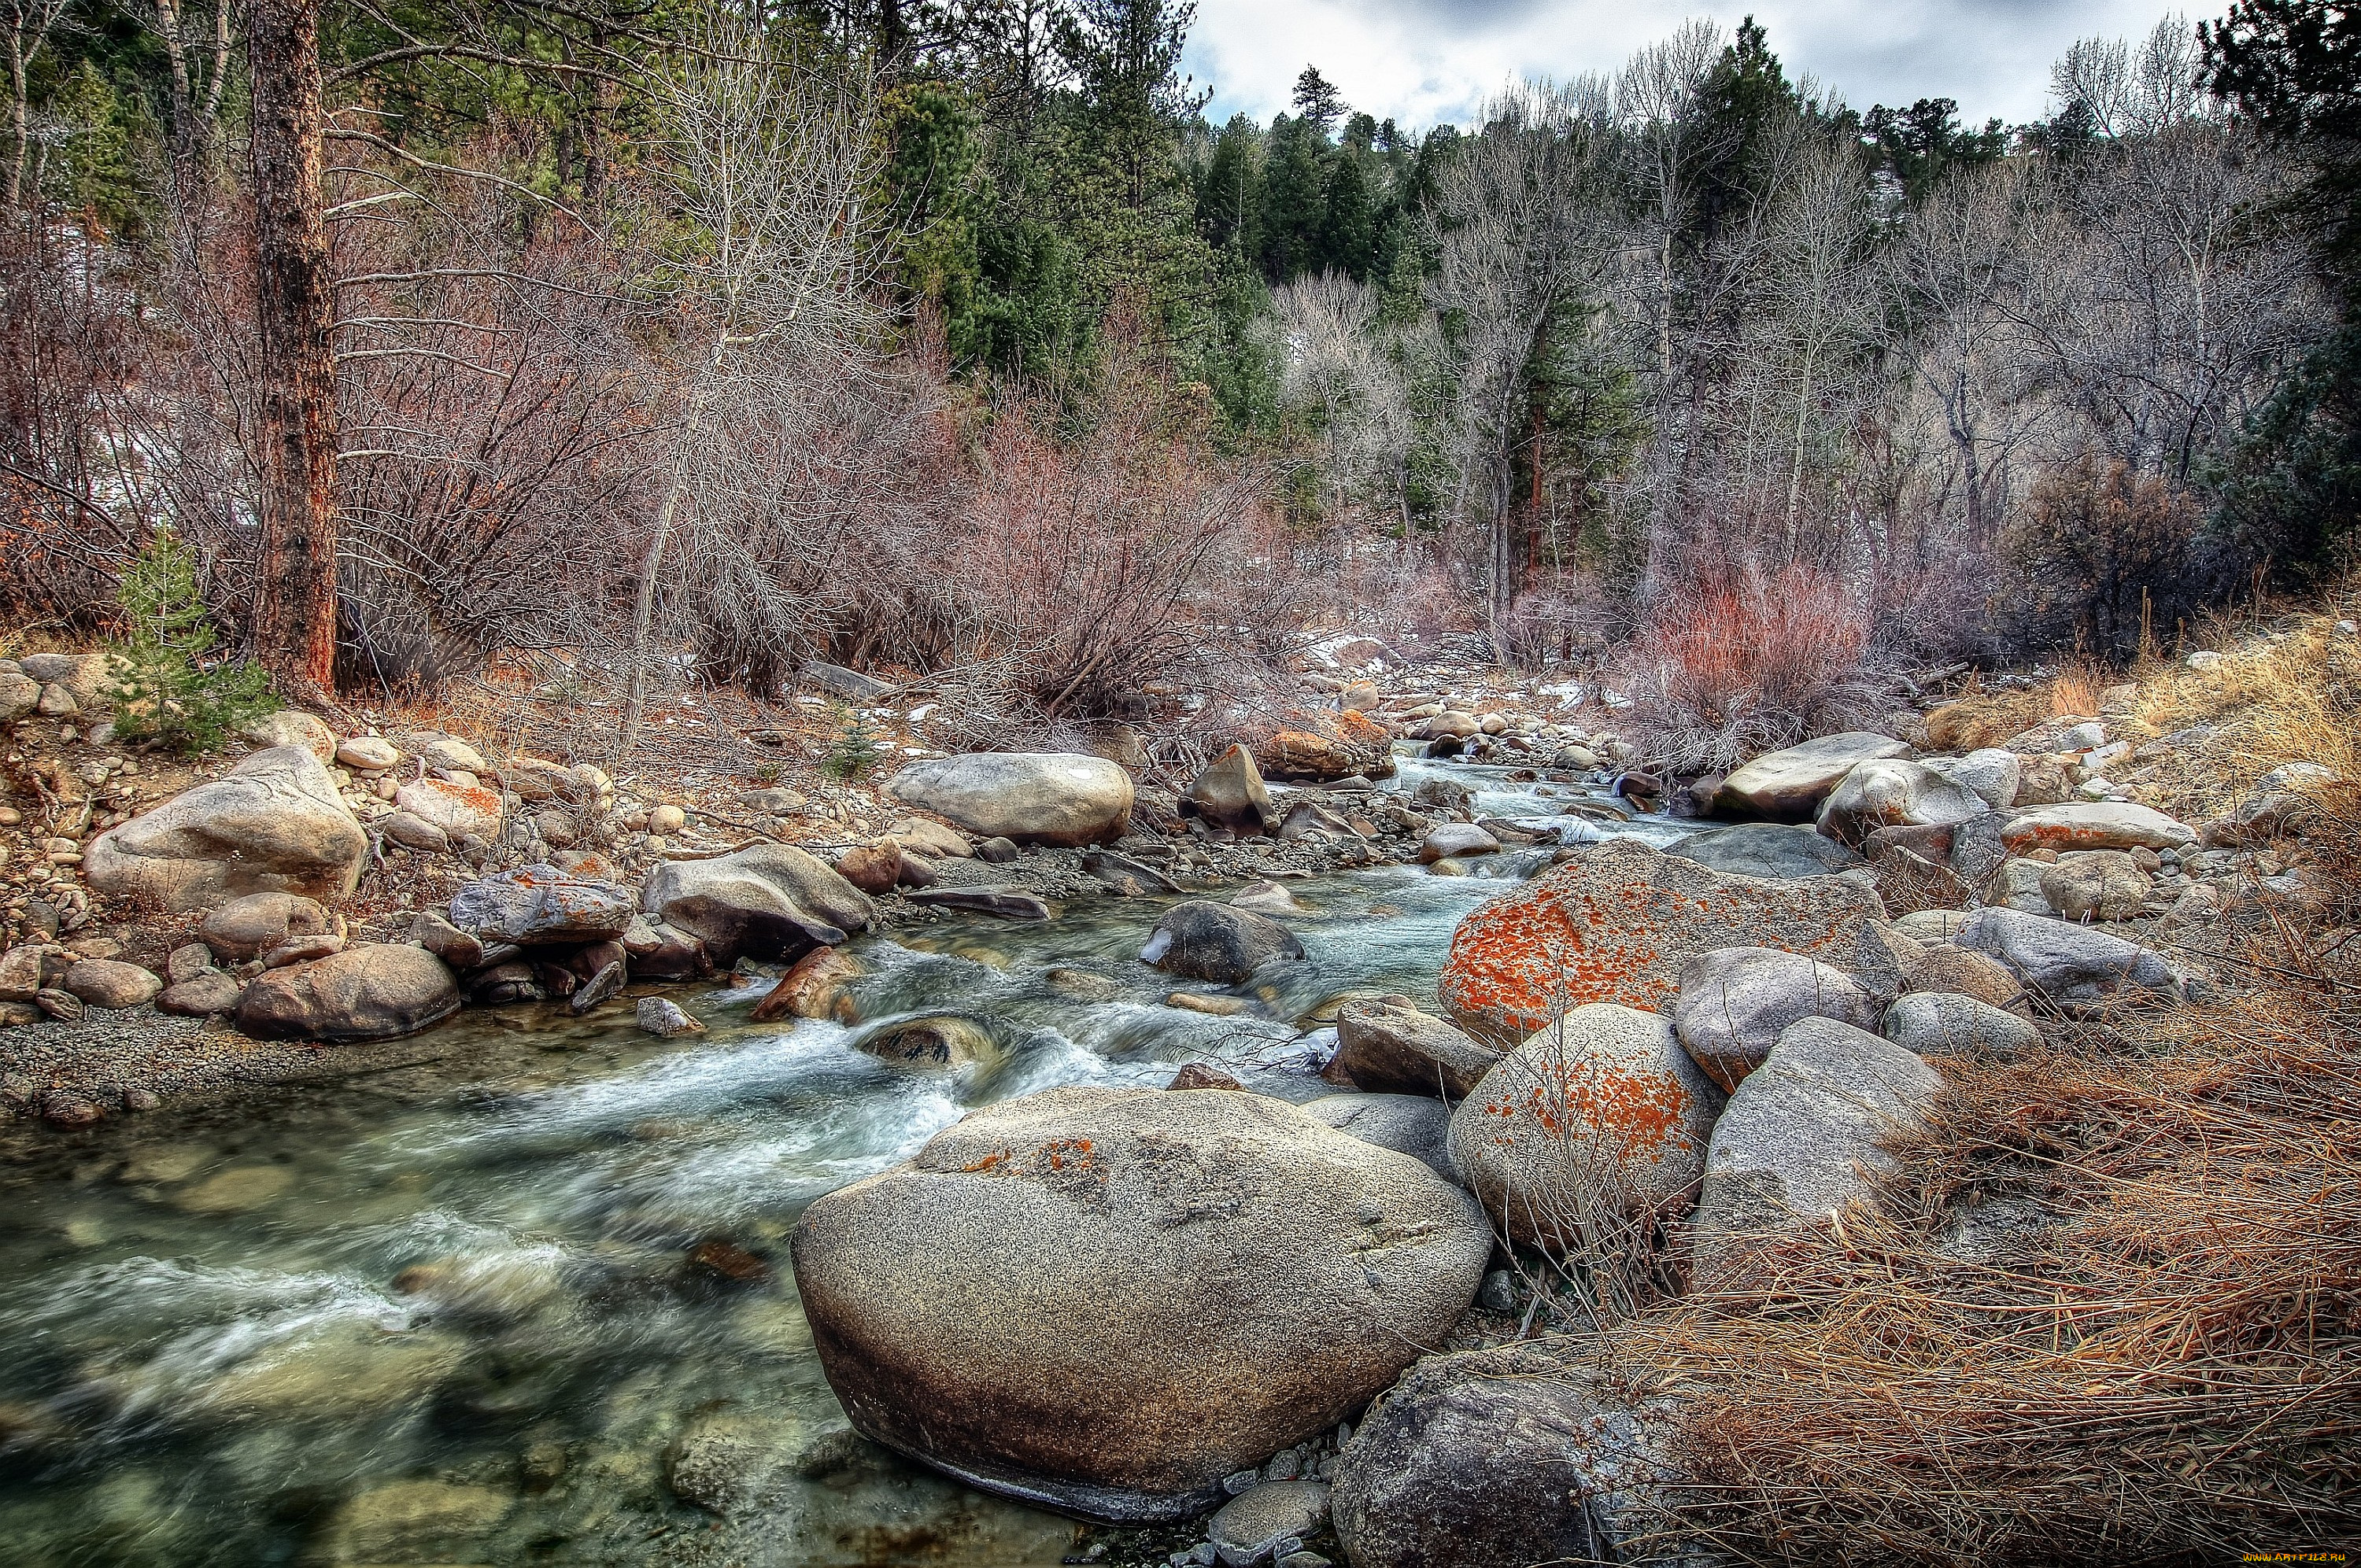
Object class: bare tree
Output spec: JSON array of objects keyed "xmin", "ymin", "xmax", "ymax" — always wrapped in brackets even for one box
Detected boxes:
[{"xmin": 3, "ymin": 0, "xmax": 70, "ymax": 205}]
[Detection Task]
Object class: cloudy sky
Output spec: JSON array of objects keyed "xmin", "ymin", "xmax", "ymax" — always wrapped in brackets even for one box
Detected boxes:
[{"xmin": 1186, "ymin": 1, "xmax": 2185, "ymax": 131}]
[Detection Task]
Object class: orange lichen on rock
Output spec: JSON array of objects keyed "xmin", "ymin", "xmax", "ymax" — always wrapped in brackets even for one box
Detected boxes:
[{"xmin": 1438, "ymin": 840, "xmax": 1886, "ymax": 1041}]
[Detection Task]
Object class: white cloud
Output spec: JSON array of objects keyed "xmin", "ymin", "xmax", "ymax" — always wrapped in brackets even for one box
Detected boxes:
[{"xmin": 1187, "ymin": 0, "xmax": 2187, "ymax": 131}]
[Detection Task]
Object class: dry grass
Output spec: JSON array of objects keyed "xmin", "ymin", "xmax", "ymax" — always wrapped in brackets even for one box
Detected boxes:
[{"xmin": 1923, "ymin": 654, "xmax": 2115, "ymax": 751}]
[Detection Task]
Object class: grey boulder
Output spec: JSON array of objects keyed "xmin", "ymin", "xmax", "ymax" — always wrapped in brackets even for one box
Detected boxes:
[
  {"xmin": 450, "ymin": 864, "xmax": 636, "ymax": 945},
  {"xmin": 1211, "ymin": 1480, "xmax": 1331, "ymax": 1568},
  {"xmin": 1953, "ymin": 907, "xmax": 2179, "ymax": 1000},
  {"xmin": 2038, "ymin": 850, "xmax": 2152, "ymax": 923},
  {"xmin": 1664, "ymin": 822, "xmax": 1864, "ymax": 880},
  {"xmin": 1329, "ymin": 1001, "xmax": 1500, "ymax": 1100},
  {"xmin": 84, "ymin": 747, "xmax": 368, "ymax": 911},
  {"xmin": 1999, "ymin": 802, "xmax": 2196, "ymax": 854},
  {"xmin": 1670, "ymin": 946, "xmax": 1878, "ymax": 1091},
  {"xmin": 1923, "ymin": 748, "xmax": 2023, "ymax": 810},
  {"xmin": 789, "ymin": 1086, "xmax": 1490, "ymax": 1522},
  {"xmin": 640, "ymin": 844, "xmax": 874, "ymax": 966},
  {"xmin": 233, "ymin": 943, "xmax": 460, "ymax": 1042},
  {"xmin": 1815, "ymin": 759, "xmax": 1990, "ymax": 848},
  {"xmin": 1883, "ymin": 992, "xmax": 2041, "ymax": 1058},
  {"xmin": 1140, "ymin": 901, "xmax": 1306, "ymax": 985},
  {"xmin": 1714, "ymin": 732, "xmax": 1910, "ymax": 821},
  {"xmin": 1298, "ymin": 1092, "xmax": 1455, "ymax": 1182},
  {"xmin": 885, "ymin": 752, "xmax": 1133, "ymax": 847}
]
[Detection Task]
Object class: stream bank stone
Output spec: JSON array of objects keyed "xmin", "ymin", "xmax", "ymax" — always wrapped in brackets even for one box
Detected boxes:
[
  {"xmin": 1713, "ymin": 732, "xmax": 1910, "ymax": 821},
  {"xmin": 885, "ymin": 753, "xmax": 1133, "ymax": 847},
  {"xmin": 83, "ymin": 747, "xmax": 368, "ymax": 910},
  {"xmin": 234, "ymin": 943, "xmax": 460, "ymax": 1042},
  {"xmin": 789, "ymin": 1086, "xmax": 1489, "ymax": 1522},
  {"xmin": 640, "ymin": 844, "xmax": 874, "ymax": 966}
]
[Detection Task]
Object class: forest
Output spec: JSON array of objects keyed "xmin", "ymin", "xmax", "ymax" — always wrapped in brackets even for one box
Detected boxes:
[{"xmin": 2, "ymin": 0, "xmax": 2357, "ymax": 766}]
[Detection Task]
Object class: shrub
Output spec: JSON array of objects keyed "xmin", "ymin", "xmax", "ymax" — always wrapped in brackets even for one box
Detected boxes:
[
  {"xmin": 822, "ymin": 703, "xmax": 887, "ymax": 780},
  {"xmin": 1622, "ymin": 566, "xmax": 1891, "ymax": 774},
  {"xmin": 109, "ymin": 526, "xmax": 278, "ymax": 755},
  {"xmin": 2000, "ymin": 457, "xmax": 2201, "ymax": 659}
]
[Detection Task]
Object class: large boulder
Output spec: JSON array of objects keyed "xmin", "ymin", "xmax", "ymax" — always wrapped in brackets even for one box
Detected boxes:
[
  {"xmin": 884, "ymin": 753, "xmax": 1132, "ymax": 847},
  {"xmin": 1436, "ymin": 840, "xmax": 1885, "ymax": 1042},
  {"xmin": 2038, "ymin": 850, "xmax": 2152, "ymax": 922},
  {"xmin": 1332, "ymin": 1344, "xmax": 1696, "ymax": 1568},
  {"xmin": 789, "ymin": 1087, "xmax": 1490, "ymax": 1522},
  {"xmin": 239, "ymin": 710, "xmax": 336, "ymax": 762},
  {"xmin": 393, "ymin": 778, "xmax": 506, "ymax": 840},
  {"xmin": 1713, "ymin": 732, "xmax": 1911, "ymax": 821},
  {"xmin": 0, "ymin": 672, "xmax": 42, "ymax": 722},
  {"xmin": 1669, "ymin": 947, "xmax": 1878, "ymax": 1091},
  {"xmin": 199, "ymin": 891, "xmax": 331, "ymax": 961},
  {"xmin": 234, "ymin": 944, "xmax": 460, "ymax": 1042},
  {"xmin": 1922, "ymin": 749, "xmax": 2023, "ymax": 810},
  {"xmin": 63, "ymin": 959, "xmax": 162, "ymax": 1009},
  {"xmin": 1664, "ymin": 822, "xmax": 1864, "ymax": 880},
  {"xmin": 1188, "ymin": 744, "xmax": 1277, "ymax": 836},
  {"xmin": 640, "ymin": 844, "xmax": 874, "ymax": 966},
  {"xmin": 1140, "ymin": 901, "xmax": 1305, "ymax": 985},
  {"xmin": 1953, "ymin": 907, "xmax": 2179, "ymax": 1001},
  {"xmin": 1999, "ymin": 802, "xmax": 2196, "ymax": 854},
  {"xmin": 83, "ymin": 747, "xmax": 368, "ymax": 912},
  {"xmin": 449, "ymin": 865, "xmax": 636, "ymax": 946},
  {"xmin": 1691, "ymin": 1016, "xmax": 1942, "ymax": 1281},
  {"xmin": 1330, "ymin": 1001, "xmax": 1500, "ymax": 1100},
  {"xmin": 1883, "ymin": 992, "xmax": 2041, "ymax": 1059},
  {"xmin": 1299, "ymin": 1092, "xmax": 1456, "ymax": 1181},
  {"xmin": 1448, "ymin": 1004, "xmax": 1726, "ymax": 1248},
  {"xmin": 1254, "ymin": 712, "xmax": 1395, "ymax": 783},
  {"xmin": 1815, "ymin": 759, "xmax": 1989, "ymax": 848}
]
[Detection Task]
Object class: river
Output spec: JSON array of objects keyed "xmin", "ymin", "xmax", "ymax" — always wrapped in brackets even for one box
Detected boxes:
[{"xmin": 0, "ymin": 762, "xmax": 1686, "ymax": 1567}]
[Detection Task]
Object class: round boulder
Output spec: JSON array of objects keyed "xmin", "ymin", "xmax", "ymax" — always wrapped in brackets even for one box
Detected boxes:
[
  {"xmin": 1815, "ymin": 759, "xmax": 1990, "ymax": 848},
  {"xmin": 200, "ymin": 891, "xmax": 331, "ymax": 961},
  {"xmin": 2038, "ymin": 850, "xmax": 2152, "ymax": 923},
  {"xmin": 1883, "ymin": 992, "xmax": 2041, "ymax": 1058},
  {"xmin": 1448, "ymin": 1004, "xmax": 1726, "ymax": 1249},
  {"xmin": 62, "ymin": 959, "xmax": 162, "ymax": 1009},
  {"xmin": 1140, "ymin": 901, "xmax": 1306, "ymax": 985},
  {"xmin": 885, "ymin": 753, "xmax": 1133, "ymax": 847},
  {"xmin": 854, "ymin": 1016, "xmax": 1000, "ymax": 1069},
  {"xmin": 1670, "ymin": 946, "xmax": 1878, "ymax": 1091},
  {"xmin": 640, "ymin": 843, "xmax": 874, "ymax": 966},
  {"xmin": 1713, "ymin": 732, "xmax": 1911, "ymax": 821},
  {"xmin": 234, "ymin": 944, "xmax": 460, "ymax": 1042},
  {"xmin": 83, "ymin": 747, "xmax": 368, "ymax": 911},
  {"xmin": 789, "ymin": 1087, "xmax": 1490, "ymax": 1522}
]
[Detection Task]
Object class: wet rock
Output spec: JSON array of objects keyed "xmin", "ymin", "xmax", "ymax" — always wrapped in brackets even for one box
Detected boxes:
[
  {"xmin": 1299, "ymin": 1092, "xmax": 1454, "ymax": 1182},
  {"xmin": 855, "ymin": 1015, "xmax": 1001, "ymax": 1069},
  {"xmin": 1714, "ymin": 732, "xmax": 1911, "ymax": 821},
  {"xmin": 1669, "ymin": 947, "xmax": 1877, "ymax": 1091},
  {"xmin": 1954, "ymin": 907, "xmax": 2180, "ymax": 1000},
  {"xmin": 1437, "ymin": 840, "xmax": 1884, "ymax": 1042},
  {"xmin": 666, "ymin": 1406, "xmax": 848, "ymax": 1515},
  {"xmin": 1167, "ymin": 1062, "xmax": 1243, "ymax": 1090},
  {"xmin": 906, "ymin": 886, "xmax": 1052, "ymax": 920},
  {"xmin": 621, "ymin": 917, "xmax": 709, "ymax": 981},
  {"xmin": 157, "ymin": 972, "xmax": 246, "ymax": 1016},
  {"xmin": 752, "ymin": 946, "xmax": 865, "ymax": 1023},
  {"xmin": 1692, "ymin": 1017, "xmax": 1942, "ymax": 1282},
  {"xmin": 2000, "ymin": 802, "xmax": 2196, "ymax": 854},
  {"xmin": 42, "ymin": 1089, "xmax": 101, "ymax": 1125},
  {"xmin": 1448, "ymin": 1004, "xmax": 1726, "ymax": 1249},
  {"xmin": 637, "ymin": 996, "xmax": 705, "ymax": 1037},
  {"xmin": 200, "ymin": 891, "xmax": 331, "ymax": 961},
  {"xmin": 449, "ymin": 864, "xmax": 636, "ymax": 945},
  {"xmin": 1169, "ymin": 991, "xmax": 1252, "ymax": 1016},
  {"xmin": 791, "ymin": 1086, "xmax": 1488, "ymax": 1522},
  {"xmin": 235, "ymin": 943, "xmax": 460, "ymax": 1042},
  {"xmin": 1330, "ymin": 1001, "xmax": 1499, "ymax": 1101},
  {"xmin": 2038, "ymin": 850, "xmax": 2152, "ymax": 922},
  {"xmin": 1141, "ymin": 902, "xmax": 1306, "ymax": 985},
  {"xmin": 1332, "ymin": 1344, "xmax": 1693, "ymax": 1568},
  {"xmin": 322, "ymin": 1479, "xmax": 512, "ymax": 1563},
  {"xmin": 408, "ymin": 909, "xmax": 486, "ymax": 971},
  {"xmin": 63, "ymin": 958, "xmax": 162, "ymax": 1009},
  {"xmin": 471, "ymin": 961, "xmax": 543, "ymax": 1005},
  {"xmin": 641, "ymin": 843, "xmax": 874, "ymax": 965},
  {"xmin": 1883, "ymin": 992, "xmax": 2041, "ymax": 1058},
  {"xmin": 885, "ymin": 752, "xmax": 1133, "ymax": 847},
  {"xmin": 1190, "ymin": 745, "xmax": 1277, "ymax": 836},
  {"xmin": 1084, "ymin": 848, "xmax": 1180, "ymax": 895},
  {"xmin": 83, "ymin": 747, "xmax": 368, "ymax": 911},
  {"xmin": 1417, "ymin": 823, "xmax": 1498, "ymax": 864},
  {"xmin": 567, "ymin": 959, "xmax": 626, "ymax": 1013},
  {"xmin": 1664, "ymin": 822, "xmax": 1864, "ymax": 880},
  {"xmin": 1816, "ymin": 759, "xmax": 1990, "ymax": 848},
  {"xmin": 1211, "ymin": 1481, "xmax": 1331, "ymax": 1567},
  {"xmin": 1044, "ymin": 967, "xmax": 1124, "ymax": 1002},
  {"xmin": 1230, "ymin": 880, "xmax": 1304, "ymax": 915}
]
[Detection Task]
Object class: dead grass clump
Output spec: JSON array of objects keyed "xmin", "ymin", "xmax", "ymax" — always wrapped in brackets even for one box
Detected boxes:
[{"xmin": 1923, "ymin": 654, "xmax": 2115, "ymax": 751}]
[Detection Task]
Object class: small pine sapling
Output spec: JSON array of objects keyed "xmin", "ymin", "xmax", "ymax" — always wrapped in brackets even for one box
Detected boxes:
[
  {"xmin": 110, "ymin": 526, "xmax": 279, "ymax": 754},
  {"xmin": 822, "ymin": 703, "xmax": 887, "ymax": 780}
]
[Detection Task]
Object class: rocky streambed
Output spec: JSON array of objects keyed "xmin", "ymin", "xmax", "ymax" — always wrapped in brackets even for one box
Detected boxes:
[{"xmin": 0, "ymin": 765, "xmax": 1683, "ymax": 1568}]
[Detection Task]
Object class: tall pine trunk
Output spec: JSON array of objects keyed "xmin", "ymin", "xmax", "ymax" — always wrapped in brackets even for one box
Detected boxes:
[{"xmin": 246, "ymin": 0, "xmax": 340, "ymax": 692}]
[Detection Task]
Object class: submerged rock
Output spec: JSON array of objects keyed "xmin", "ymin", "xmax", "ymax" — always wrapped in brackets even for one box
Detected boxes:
[{"xmin": 789, "ymin": 1086, "xmax": 1488, "ymax": 1522}]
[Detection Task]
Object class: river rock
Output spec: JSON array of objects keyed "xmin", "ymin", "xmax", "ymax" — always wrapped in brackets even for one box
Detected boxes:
[
  {"xmin": 1999, "ymin": 802, "xmax": 2196, "ymax": 853},
  {"xmin": 885, "ymin": 753, "xmax": 1133, "ymax": 847},
  {"xmin": 394, "ymin": 778, "xmax": 506, "ymax": 840},
  {"xmin": 1254, "ymin": 713, "xmax": 1395, "ymax": 783},
  {"xmin": 1953, "ymin": 907, "xmax": 2179, "ymax": 1000},
  {"xmin": 83, "ymin": 747, "xmax": 368, "ymax": 910},
  {"xmin": 1140, "ymin": 902, "xmax": 1306, "ymax": 985},
  {"xmin": 239, "ymin": 710, "xmax": 336, "ymax": 762},
  {"xmin": 1691, "ymin": 1017, "xmax": 1942, "ymax": 1282},
  {"xmin": 336, "ymin": 736, "xmax": 401, "ymax": 772},
  {"xmin": 1669, "ymin": 947, "xmax": 1878, "ymax": 1091},
  {"xmin": 1436, "ymin": 840, "xmax": 1885, "ymax": 1041},
  {"xmin": 61, "ymin": 959, "xmax": 161, "ymax": 1009},
  {"xmin": 1211, "ymin": 1481, "xmax": 1332, "ymax": 1567},
  {"xmin": 855, "ymin": 1016, "xmax": 1000, "ymax": 1069},
  {"xmin": 158, "ymin": 971, "xmax": 246, "ymax": 1016},
  {"xmin": 1330, "ymin": 1001, "xmax": 1500, "ymax": 1100},
  {"xmin": 790, "ymin": 1086, "xmax": 1490, "ymax": 1522},
  {"xmin": 450, "ymin": 865, "xmax": 636, "ymax": 945},
  {"xmin": 1332, "ymin": 1343, "xmax": 1693, "ymax": 1568},
  {"xmin": 200, "ymin": 891, "xmax": 332, "ymax": 961},
  {"xmin": 0, "ymin": 673, "xmax": 39, "ymax": 722},
  {"xmin": 1923, "ymin": 749, "xmax": 2022, "ymax": 810},
  {"xmin": 890, "ymin": 817, "xmax": 973, "ymax": 858},
  {"xmin": 833, "ymin": 842, "xmax": 903, "ymax": 895},
  {"xmin": 640, "ymin": 844, "xmax": 874, "ymax": 965},
  {"xmin": 1189, "ymin": 745, "xmax": 1277, "ymax": 836},
  {"xmin": 2038, "ymin": 850, "xmax": 2152, "ymax": 922},
  {"xmin": 234, "ymin": 943, "xmax": 460, "ymax": 1042},
  {"xmin": 637, "ymin": 996, "xmax": 705, "ymax": 1037},
  {"xmin": 1417, "ymin": 823, "xmax": 1499, "ymax": 863},
  {"xmin": 753, "ymin": 946, "xmax": 864, "ymax": 1023},
  {"xmin": 1298, "ymin": 1092, "xmax": 1455, "ymax": 1181},
  {"xmin": 1714, "ymin": 732, "xmax": 1911, "ymax": 821},
  {"xmin": 1883, "ymin": 992, "xmax": 2041, "ymax": 1058},
  {"xmin": 1815, "ymin": 759, "xmax": 1989, "ymax": 848},
  {"xmin": 1664, "ymin": 822, "xmax": 1864, "ymax": 880},
  {"xmin": 1448, "ymin": 1004, "xmax": 1725, "ymax": 1248}
]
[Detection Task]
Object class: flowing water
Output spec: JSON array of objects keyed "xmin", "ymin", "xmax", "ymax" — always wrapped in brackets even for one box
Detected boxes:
[{"xmin": 0, "ymin": 763, "xmax": 1687, "ymax": 1568}]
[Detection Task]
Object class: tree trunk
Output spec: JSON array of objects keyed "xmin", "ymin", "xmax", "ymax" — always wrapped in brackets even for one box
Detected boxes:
[
  {"xmin": 7, "ymin": 35, "xmax": 27, "ymax": 206},
  {"xmin": 246, "ymin": 0, "xmax": 340, "ymax": 692}
]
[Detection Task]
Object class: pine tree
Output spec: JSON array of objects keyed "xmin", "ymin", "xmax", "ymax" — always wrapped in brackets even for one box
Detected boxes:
[{"xmin": 109, "ymin": 527, "xmax": 279, "ymax": 754}]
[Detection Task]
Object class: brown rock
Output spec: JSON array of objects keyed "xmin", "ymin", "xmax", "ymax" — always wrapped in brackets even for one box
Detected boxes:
[
  {"xmin": 1166, "ymin": 1062, "xmax": 1243, "ymax": 1090},
  {"xmin": 752, "ymin": 946, "xmax": 865, "ymax": 1024},
  {"xmin": 235, "ymin": 944, "xmax": 460, "ymax": 1042},
  {"xmin": 834, "ymin": 842, "xmax": 903, "ymax": 896},
  {"xmin": 1901, "ymin": 944, "xmax": 2026, "ymax": 1009},
  {"xmin": 1331, "ymin": 1002, "xmax": 1501, "ymax": 1101},
  {"xmin": 1188, "ymin": 745, "xmax": 1276, "ymax": 836}
]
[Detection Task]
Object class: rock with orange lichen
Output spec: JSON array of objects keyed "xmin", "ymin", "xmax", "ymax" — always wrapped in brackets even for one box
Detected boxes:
[
  {"xmin": 1447, "ymin": 1003, "xmax": 1727, "ymax": 1248},
  {"xmin": 1435, "ymin": 840, "xmax": 1886, "ymax": 1042},
  {"xmin": 1254, "ymin": 711, "xmax": 1397, "ymax": 782}
]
